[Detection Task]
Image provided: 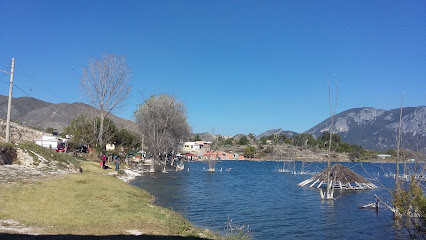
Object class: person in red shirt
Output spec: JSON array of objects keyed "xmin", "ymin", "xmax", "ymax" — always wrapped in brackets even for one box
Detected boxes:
[{"xmin": 100, "ymin": 154, "xmax": 106, "ymax": 169}]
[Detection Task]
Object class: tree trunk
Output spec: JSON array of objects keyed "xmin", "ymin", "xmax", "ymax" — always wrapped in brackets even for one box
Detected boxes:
[
  {"xmin": 150, "ymin": 155, "xmax": 156, "ymax": 172},
  {"xmin": 98, "ymin": 111, "xmax": 105, "ymax": 147}
]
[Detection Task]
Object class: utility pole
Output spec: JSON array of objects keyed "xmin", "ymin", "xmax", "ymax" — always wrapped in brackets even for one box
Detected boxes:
[
  {"xmin": 0, "ymin": 58, "xmax": 14, "ymax": 143},
  {"xmin": 6, "ymin": 58, "xmax": 15, "ymax": 143}
]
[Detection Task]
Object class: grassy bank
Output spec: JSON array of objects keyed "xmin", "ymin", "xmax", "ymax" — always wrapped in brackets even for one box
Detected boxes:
[{"xmin": 0, "ymin": 159, "xmax": 216, "ymax": 238}]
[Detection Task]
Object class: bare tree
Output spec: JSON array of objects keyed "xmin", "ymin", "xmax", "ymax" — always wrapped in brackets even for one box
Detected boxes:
[
  {"xmin": 321, "ymin": 75, "xmax": 338, "ymax": 200},
  {"xmin": 395, "ymin": 93, "xmax": 403, "ymax": 190},
  {"xmin": 135, "ymin": 94, "xmax": 191, "ymax": 172},
  {"xmin": 80, "ymin": 54, "xmax": 132, "ymax": 147}
]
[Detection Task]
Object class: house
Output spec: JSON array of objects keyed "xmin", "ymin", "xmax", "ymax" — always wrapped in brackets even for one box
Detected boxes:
[
  {"xmin": 183, "ymin": 142, "xmax": 196, "ymax": 152},
  {"xmin": 377, "ymin": 154, "xmax": 392, "ymax": 160},
  {"xmin": 106, "ymin": 143, "xmax": 116, "ymax": 151},
  {"xmin": 181, "ymin": 141, "xmax": 213, "ymax": 159},
  {"xmin": 183, "ymin": 141, "xmax": 211, "ymax": 153}
]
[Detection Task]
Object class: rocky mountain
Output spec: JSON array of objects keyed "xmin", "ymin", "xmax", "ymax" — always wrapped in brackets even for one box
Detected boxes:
[
  {"xmin": 256, "ymin": 128, "xmax": 298, "ymax": 139},
  {"xmin": 0, "ymin": 95, "xmax": 51, "ymax": 120},
  {"xmin": 306, "ymin": 106, "xmax": 426, "ymax": 152},
  {"xmin": 191, "ymin": 132, "xmax": 216, "ymax": 142},
  {"xmin": 0, "ymin": 95, "xmax": 139, "ymax": 132}
]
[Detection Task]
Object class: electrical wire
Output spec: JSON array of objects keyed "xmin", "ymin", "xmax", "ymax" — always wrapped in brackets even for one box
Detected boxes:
[
  {"xmin": 13, "ymin": 64, "xmax": 81, "ymax": 117},
  {"xmin": 15, "ymin": 64, "xmax": 75, "ymax": 104},
  {"xmin": 14, "ymin": 63, "xmax": 105, "ymax": 122},
  {"xmin": 12, "ymin": 64, "xmax": 81, "ymax": 126},
  {"xmin": 0, "ymin": 73, "xmax": 8, "ymax": 83},
  {"xmin": 12, "ymin": 82, "xmax": 79, "ymax": 121}
]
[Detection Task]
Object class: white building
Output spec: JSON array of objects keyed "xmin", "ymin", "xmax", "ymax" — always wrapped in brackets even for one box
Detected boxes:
[
  {"xmin": 182, "ymin": 141, "xmax": 211, "ymax": 154},
  {"xmin": 34, "ymin": 135, "xmax": 68, "ymax": 150},
  {"xmin": 106, "ymin": 143, "xmax": 116, "ymax": 151},
  {"xmin": 377, "ymin": 154, "xmax": 392, "ymax": 160}
]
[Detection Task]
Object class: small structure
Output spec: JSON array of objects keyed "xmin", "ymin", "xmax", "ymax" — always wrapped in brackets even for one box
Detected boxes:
[
  {"xmin": 298, "ymin": 164, "xmax": 378, "ymax": 190},
  {"xmin": 377, "ymin": 154, "xmax": 391, "ymax": 160},
  {"xmin": 34, "ymin": 135, "xmax": 68, "ymax": 150},
  {"xmin": 182, "ymin": 152, "xmax": 197, "ymax": 161},
  {"xmin": 106, "ymin": 143, "xmax": 116, "ymax": 151}
]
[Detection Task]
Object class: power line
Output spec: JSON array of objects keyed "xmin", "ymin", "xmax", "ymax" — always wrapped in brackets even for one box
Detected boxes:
[
  {"xmin": 13, "ymin": 82, "xmax": 80, "ymax": 121},
  {"xmin": 6, "ymin": 62, "xmax": 104, "ymax": 132},
  {"xmin": 0, "ymin": 73, "xmax": 8, "ymax": 83},
  {"xmin": 13, "ymin": 66, "xmax": 86, "ymax": 122},
  {"xmin": 15, "ymin": 64, "xmax": 75, "ymax": 104},
  {"xmin": 12, "ymin": 64, "xmax": 96, "ymax": 123},
  {"xmin": 11, "ymin": 82, "xmax": 86, "ymax": 132}
]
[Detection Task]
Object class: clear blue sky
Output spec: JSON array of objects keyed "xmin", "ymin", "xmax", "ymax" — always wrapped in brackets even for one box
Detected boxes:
[{"xmin": 1, "ymin": 0, "xmax": 425, "ymax": 136}]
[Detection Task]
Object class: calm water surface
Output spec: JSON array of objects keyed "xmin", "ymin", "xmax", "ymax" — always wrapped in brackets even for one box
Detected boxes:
[{"xmin": 131, "ymin": 161, "xmax": 408, "ymax": 239}]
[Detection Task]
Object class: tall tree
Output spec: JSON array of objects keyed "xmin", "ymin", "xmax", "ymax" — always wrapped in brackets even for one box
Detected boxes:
[
  {"xmin": 135, "ymin": 94, "xmax": 191, "ymax": 172},
  {"xmin": 63, "ymin": 115, "xmax": 118, "ymax": 146},
  {"xmin": 115, "ymin": 128, "xmax": 140, "ymax": 151},
  {"xmin": 80, "ymin": 54, "xmax": 132, "ymax": 147}
]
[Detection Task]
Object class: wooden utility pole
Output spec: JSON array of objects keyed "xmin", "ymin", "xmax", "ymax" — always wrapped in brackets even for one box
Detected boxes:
[{"xmin": 0, "ymin": 58, "xmax": 15, "ymax": 143}]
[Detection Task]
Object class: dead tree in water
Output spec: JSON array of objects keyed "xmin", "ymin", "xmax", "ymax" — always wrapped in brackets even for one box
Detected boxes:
[{"xmin": 323, "ymin": 76, "xmax": 338, "ymax": 200}]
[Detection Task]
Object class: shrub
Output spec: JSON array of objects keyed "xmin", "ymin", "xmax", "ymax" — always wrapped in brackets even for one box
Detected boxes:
[
  {"xmin": 243, "ymin": 146, "xmax": 256, "ymax": 158},
  {"xmin": 238, "ymin": 136, "xmax": 249, "ymax": 145},
  {"xmin": 0, "ymin": 143, "xmax": 17, "ymax": 165}
]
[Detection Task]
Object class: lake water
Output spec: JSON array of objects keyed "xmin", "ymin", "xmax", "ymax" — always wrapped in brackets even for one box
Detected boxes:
[{"xmin": 130, "ymin": 161, "xmax": 409, "ymax": 239}]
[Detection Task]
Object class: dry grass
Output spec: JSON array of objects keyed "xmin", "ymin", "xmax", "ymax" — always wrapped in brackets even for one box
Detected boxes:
[{"xmin": 0, "ymin": 160, "xmax": 215, "ymax": 238}]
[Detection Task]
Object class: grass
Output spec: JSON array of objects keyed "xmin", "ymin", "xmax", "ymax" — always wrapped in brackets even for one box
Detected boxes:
[
  {"xmin": 0, "ymin": 160, "xmax": 216, "ymax": 238},
  {"xmin": 224, "ymin": 217, "xmax": 252, "ymax": 240}
]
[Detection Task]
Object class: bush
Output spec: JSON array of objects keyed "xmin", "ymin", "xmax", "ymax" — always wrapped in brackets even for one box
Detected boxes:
[
  {"xmin": 243, "ymin": 146, "xmax": 256, "ymax": 158},
  {"xmin": 0, "ymin": 143, "xmax": 17, "ymax": 165},
  {"xmin": 348, "ymin": 151, "xmax": 360, "ymax": 161},
  {"xmin": 224, "ymin": 138, "xmax": 234, "ymax": 146},
  {"xmin": 264, "ymin": 146, "xmax": 274, "ymax": 154},
  {"xmin": 239, "ymin": 136, "xmax": 249, "ymax": 145}
]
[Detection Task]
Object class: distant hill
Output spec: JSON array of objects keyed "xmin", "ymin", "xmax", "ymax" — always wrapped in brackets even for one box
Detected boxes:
[
  {"xmin": 230, "ymin": 134, "xmax": 247, "ymax": 142},
  {"xmin": 0, "ymin": 95, "xmax": 139, "ymax": 132},
  {"xmin": 0, "ymin": 95, "xmax": 51, "ymax": 120},
  {"xmin": 191, "ymin": 132, "xmax": 216, "ymax": 142},
  {"xmin": 256, "ymin": 128, "xmax": 298, "ymax": 139},
  {"xmin": 306, "ymin": 106, "xmax": 426, "ymax": 152}
]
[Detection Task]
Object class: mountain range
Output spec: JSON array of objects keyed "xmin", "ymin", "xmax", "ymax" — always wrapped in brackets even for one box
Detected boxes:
[
  {"xmin": 305, "ymin": 106, "xmax": 426, "ymax": 152},
  {"xmin": 1, "ymin": 95, "xmax": 424, "ymax": 152},
  {"xmin": 256, "ymin": 128, "xmax": 298, "ymax": 139},
  {"xmin": 0, "ymin": 95, "xmax": 138, "ymax": 132}
]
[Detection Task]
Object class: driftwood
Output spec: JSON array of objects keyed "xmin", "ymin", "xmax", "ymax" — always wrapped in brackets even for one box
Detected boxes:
[
  {"xmin": 298, "ymin": 164, "xmax": 378, "ymax": 190},
  {"xmin": 374, "ymin": 194, "xmax": 395, "ymax": 213},
  {"xmin": 360, "ymin": 197, "xmax": 380, "ymax": 212}
]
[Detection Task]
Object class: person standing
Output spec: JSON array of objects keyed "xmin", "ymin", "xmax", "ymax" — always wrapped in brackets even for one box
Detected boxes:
[
  {"xmin": 114, "ymin": 155, "xmax": 119, "ymax": 171},
  {"xmin": 101, "ymin": 154, "xmax": 106, "ymax": 169}
]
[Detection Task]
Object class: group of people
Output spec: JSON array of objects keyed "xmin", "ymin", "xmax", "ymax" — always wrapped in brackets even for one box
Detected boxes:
[{"xmin": 100, "ymin": 154, "xmax": 120, "ymax": 171}]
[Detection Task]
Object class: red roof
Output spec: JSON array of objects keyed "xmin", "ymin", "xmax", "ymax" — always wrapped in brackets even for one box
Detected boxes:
[{"xmin": 182, "ymin": 152, "xmax": 197, "ymax": 157}]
